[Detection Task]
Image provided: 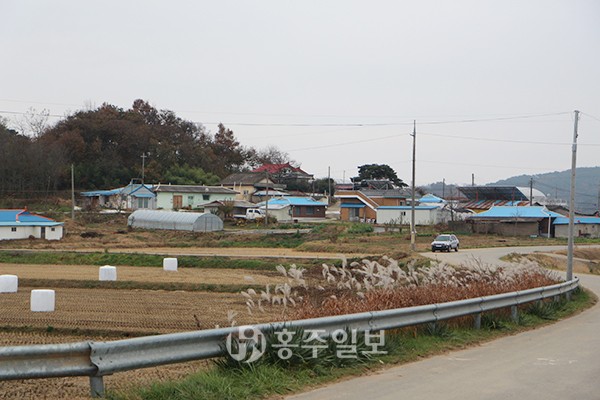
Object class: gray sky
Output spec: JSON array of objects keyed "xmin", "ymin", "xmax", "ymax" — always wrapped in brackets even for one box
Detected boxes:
[{"xmin": 2, "ymin": 1, "xmax": 599, "ymax": 186}]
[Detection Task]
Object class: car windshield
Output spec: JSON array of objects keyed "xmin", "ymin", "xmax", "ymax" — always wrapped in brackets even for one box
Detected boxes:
[{"xmin": 435, "ymin": 235, "xmax": 451, "ymax": 241}]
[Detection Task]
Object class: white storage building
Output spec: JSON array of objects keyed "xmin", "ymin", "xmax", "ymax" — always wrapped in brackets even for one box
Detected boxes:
[{"xmin": 128, "ymin": 210, "xmax": 223, "ymax": 232}]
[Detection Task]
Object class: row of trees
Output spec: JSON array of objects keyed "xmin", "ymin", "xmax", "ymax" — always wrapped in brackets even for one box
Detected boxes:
[{"xmin": 0, "ymin": 100, "xmax": 296, "ymax": 194}]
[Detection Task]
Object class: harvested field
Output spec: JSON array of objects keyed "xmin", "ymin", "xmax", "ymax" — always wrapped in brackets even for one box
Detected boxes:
[
  {"xmin": 0, "ymin": 263, "xmax": 282, "ymax": 287},
  {"xmin": 0, "ymin": 287, "xmax": 277, "ymax": 336}
]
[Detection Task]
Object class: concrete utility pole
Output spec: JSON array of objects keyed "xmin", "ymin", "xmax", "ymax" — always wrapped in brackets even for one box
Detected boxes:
[
  {"xmin": 328, "ymin": 166, "xmax": 331, "ymax": 205},
  {"xmin": 141, "ymin": 153, "xmax": 147, "ymax": 183},
  {"xmin": 567, "ymin": 110, "xmax": 580, "ymax": 281},
  {"xmin": 264, "ymin": 171, "xmax": 269, "ymax": 227},
  {"xmin": 529, "ymin": 177, "xmax": 533, "ymax": 206},
  {"xmin": 71, "ymin": 164, "xmax": 75, "ymax": 220},
  {"xmin": 442, "ymin": 178, "xmax": 445, "ymax": 199},
  {"xmin": 410, "ymin": 120, "xmax": 417, "ymax": 252}
]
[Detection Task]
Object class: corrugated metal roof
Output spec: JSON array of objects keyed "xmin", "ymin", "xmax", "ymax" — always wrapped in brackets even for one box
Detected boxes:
[
  {"xmin": 341, "ymin": 204, "xmax": 366, "ymax": 209},
  {"xmin": 554, "ymin": 217, "xmax": 600, "ymax": 225},
  {"xmin": 469, "ymin": 206, "xmax": 561, "ymax": 219},
  {"xmin": 81, "ymin": 183, "xmax": 155, "ymax": 198},
  {"xmin": 262, "ymin": 197, "xmax": 326, "ymax": 207},
  {"xmin": 0, "ymin": 210, "xmax": 63, "ymax": 226},
  {"xmin": 154, "ymin": 185, "xmax": 237, "ymax": 194},
  {"xmin": 419, "ymin": 194, "xmax": 445, "ymax": 203},
  {"xmin": 377, "ymin": 206, "xmax": 438, "ymax": 210}
]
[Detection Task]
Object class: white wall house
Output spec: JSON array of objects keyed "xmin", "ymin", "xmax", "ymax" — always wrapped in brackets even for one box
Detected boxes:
[
  {"xmin": 154, "ymin": 184, "xmax": 238, "ymax": 210},
  {"xmin": 376, "ymin": 206, "xmax": 452, "ymax": 225},
  {"xmin": 0, "ymin": 210, "xmax": 64, "ymax": 241}
]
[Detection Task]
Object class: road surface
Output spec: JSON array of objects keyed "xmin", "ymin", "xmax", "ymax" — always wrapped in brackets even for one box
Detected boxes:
[{"xmin": 288, "ymin": 245, "xmax": 600, "ymax": 400}]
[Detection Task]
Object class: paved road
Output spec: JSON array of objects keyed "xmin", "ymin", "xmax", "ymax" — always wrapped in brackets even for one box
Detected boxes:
[{"xmin": 288, "ymin": 245, "xmax": 600, "ymax": 400}]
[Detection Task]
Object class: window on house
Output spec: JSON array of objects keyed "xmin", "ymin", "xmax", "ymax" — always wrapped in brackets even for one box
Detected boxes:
[
  {"xmin": 51, "ymin": 228, "xmax": 56, "ymax": 232},
  {"xmin": 138, "ymin": 198, "xmax": 149, "ymax": 209},
  {"xmin": 203, "ymin": 194, "xmax": 210, "ymax": 201},
  {"xmin": 402, "ymin": 212, "xmax": 406, "ymax": 216},
  {"xmin": 188, "ymin": 196, "xmax": 194, "ymax": 205},
  {"xmin": 306, "ymin": 207, "xmax": 314, "ymax": 215},
  {"xmin": 11, "ymin": 227, "xmax": 17, "ymax": 232}
]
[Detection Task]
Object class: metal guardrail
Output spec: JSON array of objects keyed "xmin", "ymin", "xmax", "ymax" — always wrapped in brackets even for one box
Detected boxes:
[{"xmin": 0, "ymin": 277, "xmax": 580, "ymax": 397}]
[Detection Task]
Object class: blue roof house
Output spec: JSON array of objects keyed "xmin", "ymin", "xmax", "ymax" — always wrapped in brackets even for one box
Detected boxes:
[
  {"xmin": 257, "ymin": 197, "xmax": 327, "ymax": 222},
  {"xmin": 467, "ymin": 206, "xmax": 561, "ymax": 237},
  {"xmin": 0, "ymin": 209, "xmax": 64, "ymax": 241},
  {"xmin": 553, "ymin": 216, "xmax": 600, "ymax": 238},
  {"xmin": 81, "ymin": 182, "xmax": 156, "ymax": 210}
]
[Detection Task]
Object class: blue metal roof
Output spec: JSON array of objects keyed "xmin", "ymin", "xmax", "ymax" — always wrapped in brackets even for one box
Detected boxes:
[
  {"xmin": 0, "ymin": 210, "xmax": 63, "ymax": 226},
  {"xmin": 554, "ymin": 217, "xmax": 600, "ymax": 225},
  {"xmin": 419, "ymin": 194, "xmax": 445, "ymax": 203},
  {"xmin": 260, "ymin": 197, "xmax": 326, "ymax": 207},
  {"xmin": 81, "ymin": 183, "xmax": 155, "ymax": 198},
  {"xmin": 341, "ymin": 204, "xmax": 366, "ymax": 209},
  {"xmin": 377, "ymin": 206, "xmax": 438, "ymax": 210},
  {"xmin": 469, "ymin": 206, "xmax": 561, "ymax": 219}
]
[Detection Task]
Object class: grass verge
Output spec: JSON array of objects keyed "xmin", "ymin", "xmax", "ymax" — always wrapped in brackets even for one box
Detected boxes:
[
  {"xmin": 107, "ymin": 288, "xmax": 594, "ymax": 400},
  {"xmin": 0, "ymin": 251, "xmax": 279, "ymax": 271}
]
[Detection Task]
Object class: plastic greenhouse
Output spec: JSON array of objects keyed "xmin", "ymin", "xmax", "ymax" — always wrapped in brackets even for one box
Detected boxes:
[{"xmin": 128, "ymin": 210, "xmax": 223, "ymax": 232}]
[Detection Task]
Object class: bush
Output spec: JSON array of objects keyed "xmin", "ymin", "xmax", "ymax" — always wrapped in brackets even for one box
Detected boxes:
[{"xmin": 347, "ymin": 223, "xmax": 374, "ymax": 234}]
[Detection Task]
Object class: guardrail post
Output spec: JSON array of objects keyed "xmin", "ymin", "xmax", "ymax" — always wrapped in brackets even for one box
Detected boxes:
[
  {"xmin": 510, "ymin": 306, "xmax": 518, "ymax": 323},
  {"xmin": 566, "ymin": 291, "xmax": 572, "ymax": 301},
  {"xmin": 473, "ymin": 313, "xmax": 481, "ymax": 330},
  {"xmin": 90, "ymin": 376, "xmax": 105, "ymax": 398},
  {"xmin": 553, "ymin": 295, "xmax": 560, "ymax": 303}
]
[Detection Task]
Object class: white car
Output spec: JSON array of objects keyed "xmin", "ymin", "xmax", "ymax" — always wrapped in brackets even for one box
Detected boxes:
[{"xmin": 431, "ymin": 234, "xmax": 459, "ymax": 252}]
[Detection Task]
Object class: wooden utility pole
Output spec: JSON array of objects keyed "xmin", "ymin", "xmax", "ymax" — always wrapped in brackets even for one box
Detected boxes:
[
  {"xmin": 567, "ymin": 110, "xmax": 580, "ymax": 281},
  {"xmin": 410, "ymin": 120, "xmax": 417, "ymax": 252},
  {"xmin": 328, "ymin": 166, "xmax": 331, "ymax": 205}
]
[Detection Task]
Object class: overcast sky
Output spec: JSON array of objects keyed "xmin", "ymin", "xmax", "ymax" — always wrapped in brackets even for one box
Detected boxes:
[{"xmin": 2, "ymin": 1, "xmax": 599, "ymax": 186}]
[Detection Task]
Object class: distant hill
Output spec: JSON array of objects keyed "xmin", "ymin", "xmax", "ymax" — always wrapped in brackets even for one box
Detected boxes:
[{"xmin": 421, "ymin": 167, "xmax": 600, "ymax": 214}]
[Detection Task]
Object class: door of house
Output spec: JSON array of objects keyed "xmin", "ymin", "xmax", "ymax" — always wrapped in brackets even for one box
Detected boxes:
[
  {"xmin": 40, "ymin": 227, "xmax": 46, "ymax": 239},
  {"xmin": 173, "ymin": 195, "xmax": 183, "ymax": 209}
]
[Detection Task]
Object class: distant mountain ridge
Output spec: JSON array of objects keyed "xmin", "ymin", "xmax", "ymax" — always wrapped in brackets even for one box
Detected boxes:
[{"xmin": 422, "ymin": 167, "xmax": 600, "ymax": 214}]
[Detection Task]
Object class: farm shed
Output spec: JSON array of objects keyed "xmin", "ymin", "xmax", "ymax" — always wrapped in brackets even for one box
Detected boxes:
[
  {"xmin": 0, "ymin": 209, "xmax": 64, "ymax": 241},
  {"xmin": 128, "ymin": 210, "xmax": 223, "ymax": 232},
  {"xmin": 467, "ymin": 206, "xmax": 561, "ymax": 237},
  {"xmin": 554, "ymin": 217, "xmax": 600, "ymax": 238},
  {"xmin": 376, "ymin": 206, "xmax": 450, "ymax": 225}
]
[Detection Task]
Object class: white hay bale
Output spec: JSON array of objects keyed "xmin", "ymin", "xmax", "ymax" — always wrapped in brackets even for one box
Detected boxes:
[
  {"xmin": 99, "ymin": 266, "xmax": 117, "ymax": 281},
  {"xmin": 163, "ymin": 257, "xmax": 178, "ymax": 271},
  {"xmin": 30, "ymin": 289, "xmax": 55, "ymax": 312},
  {"xmin": 0, "ymin": 275, "xmax": 18, "ymax": 293}
]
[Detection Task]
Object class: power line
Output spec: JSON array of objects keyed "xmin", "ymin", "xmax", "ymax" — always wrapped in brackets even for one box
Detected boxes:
[
  {"xmin": 419, "ymin": 132, "xmax": 600, "ymax": 147},
  {"xmin": 581, "ymin": 112, "xmax": 600, "ymax": 123}
]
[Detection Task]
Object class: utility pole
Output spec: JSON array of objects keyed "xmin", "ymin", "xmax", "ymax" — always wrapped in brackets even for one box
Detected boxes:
[
  {"xmin": 567, "ymin": 110, "xmax": 580, "ymax": 282},
  {"xmin": 442, "ymin": 178, "xmax": 446, "ymax": 199},
  {"xmin": 410, "ymin": 120, "xmax": 417, "ymax": 252},
  {"xmin": 141, "ymin": 153, "xmax": 147, "ymax": 183},
  {"xmin": 471, "ymin": 173, "xmax": 475, "ymax": 187},
  {"xmin": 328, "ymin": 166, "xmax": 331, "ymax": 205},
  {"xmin": 529, "ymin": 177, "xmax": 533, "ymax": 206},
  {"xmin": 71, "ymin": 164, "xmax": 75, "ymax": 220},
  {"xmin": 264, "ymin": 171, "xmax": 269, "ymax": 227}
]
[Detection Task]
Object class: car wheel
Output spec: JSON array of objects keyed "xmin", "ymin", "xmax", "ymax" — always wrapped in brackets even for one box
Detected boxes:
[{"xmin": 455, "ymin": 246, "xmax": 459, "ymax": 252}]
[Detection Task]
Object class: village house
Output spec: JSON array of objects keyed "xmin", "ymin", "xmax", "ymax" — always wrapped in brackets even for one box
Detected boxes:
[
  {"xmin": 467, "ymin": 206, "xmax": 562, "ymax": 237},
  {"xmin": 258, "ymin": 197, "xmax": 327, "ymax": 222},
  {"xmin": 80, "ymin": 182, "xmax": 156, "ymax": 210},
  {"xmin": 553, "ymin": 216, "xmax": 600, "ymax": 238},
  {"xmin": 153, "ymin": 184, "xmax": 238, "ymax": 210},
  {"xmin": 0, "ymin": 209, "xmax": 64, "ymax": 241},
  {"xmin": 220, "ymin": 172, "xmax": 279, "ymax": 202},
  {"xmin": 336, "ymin": 189, "xmax": 408, "ymax": 222}
]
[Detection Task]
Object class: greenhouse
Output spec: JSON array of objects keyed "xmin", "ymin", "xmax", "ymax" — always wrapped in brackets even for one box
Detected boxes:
[{"xmin": 128, "ymin": 210, "xmax": 223, "ymax": 232}]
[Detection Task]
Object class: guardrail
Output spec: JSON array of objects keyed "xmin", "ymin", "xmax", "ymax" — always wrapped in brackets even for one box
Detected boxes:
[{"xmin": 0, "ymin": 277, "xmax": 580, "ymax": 397}]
